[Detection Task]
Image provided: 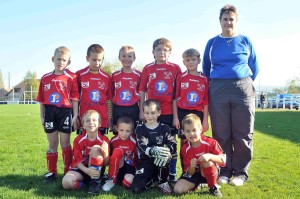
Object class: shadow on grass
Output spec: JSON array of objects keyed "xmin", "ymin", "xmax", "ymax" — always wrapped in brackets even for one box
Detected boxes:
[
  {"xmin": 255, "ymin": 111, "xmax": 300, "ymax": 144},
  {"xmin": 0, "ymin": 174, "xmax": 210, "ymax": 198}
]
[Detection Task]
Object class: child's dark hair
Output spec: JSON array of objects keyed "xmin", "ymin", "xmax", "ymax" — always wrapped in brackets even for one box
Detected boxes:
[
  {"xmin": 143, "ymin": 99, "xmax": 161, "ymax": 111},
  {"xmin": 117, "ymin": 116, "xmax": 134, "ymax": 130},
  {"xmin": 87, "ymin": 44, "xmax": 104, "ymax": 57},
  {"xmin": 152, "ymin": 37, "xmax": 172, "ymax": 51}
]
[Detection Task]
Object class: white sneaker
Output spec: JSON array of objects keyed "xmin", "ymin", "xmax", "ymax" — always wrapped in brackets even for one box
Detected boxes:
[
  {"xmin": 158, "ymin": 182, "xmax": 172, "ymax": 194},
  {"xmin": 102, "ymin": 179, "xmax": 115, "ymax": 191},
  {"xmin": 217, "ymin": 176, "xmax": 229, "ymax": 185},
  {"xmin": 229, "ymin": 176, "xmax": 245, "ymax": 186}
]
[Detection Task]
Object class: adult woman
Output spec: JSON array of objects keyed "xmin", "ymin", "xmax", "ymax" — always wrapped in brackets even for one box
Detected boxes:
[{"xmin": 202, "ymin": 4, "xmax": 259, "ymax": 186}]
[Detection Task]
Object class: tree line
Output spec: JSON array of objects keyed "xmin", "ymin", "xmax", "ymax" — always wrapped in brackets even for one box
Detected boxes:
[{"xmin": 0, "ymin": 62, "xmax": 299, "ymax": 100}]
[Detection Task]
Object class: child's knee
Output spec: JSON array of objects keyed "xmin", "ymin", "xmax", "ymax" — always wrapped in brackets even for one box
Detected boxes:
[
  {"xmin": 202, "ymin": 161, "xmax": 214, "ymax": 168},
  {"xmin": 62, "ymin": 175, "xmax": 74, "ymax": 189},
  {"xmin": 124, "ymin": 174, "xmax": 134, "ymax": 183}
]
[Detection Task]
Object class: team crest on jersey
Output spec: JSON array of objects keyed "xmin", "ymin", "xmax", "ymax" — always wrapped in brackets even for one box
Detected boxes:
[
  {"xmin": 181, "ymin": 82, "xmax": 189, "ymax": 89},
  {"xmin": 98, "ymin": 82, "xmax": 105, "ymax": 89},
  {"xmin": 149, "ymin": 73, "xmax": 156, "ymax": 80},
  {"xmin": 130, "ymin": 81, "xmax": 137, "ymax": 89},
  {"xmin": 81, "ymin": 82, "xmax": 89, "ymax": 88},
  {"xmin": 89, "ymin": 90, "xmax": 101, "ymax": 102},
  {"xmin": 44, "ymin": 84, "xmax": 50, "ymax": 91},
  {"xmin": 139, "ymin": 136, "xmax": 149, "ymax": 146},
  {"xmin": 115, "ymin": 81, "xmax": 122, "ymax": 89},
  {"xmin": 48, "ymin": 92, "xmax": 62, "ymax": 104},
  {"xmin": 45, "ymin": 122, "xmax": 53, "ymax": 129},
  {"xmin": 120, "ymin": 90, "xmax": 132, "ymax": 101},
  {"xmin": 164, "ymin": 72, "xmax": 172, "ymax": 79},
  {"xmin": 155, "ymin": 80, "xmax": 168, "ymax": 93},
  {"xmin": 197, "ymin": 83, "xmax": 205, "ymax": 91},
  {"xmin": 187, "ymin": 91, "xmax": 200, "ymax": 104},
  {"xmin": 156, "ymin": 136, "xmax": 163, "ymax": 145},
  {"xmin": 58, "ymin": 82, "xmax": 67, "ymax": 91}
]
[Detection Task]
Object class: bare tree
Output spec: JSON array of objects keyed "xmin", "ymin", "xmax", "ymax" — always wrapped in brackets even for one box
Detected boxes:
[{"xmin": 0, "ymin": 69, "xmax": 4, "ymax": 88}]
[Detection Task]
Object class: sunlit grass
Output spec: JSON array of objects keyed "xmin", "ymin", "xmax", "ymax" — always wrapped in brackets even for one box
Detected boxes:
[{"xmin": 0, "ymin": 105, "xmax": 299, "ymax": 198}]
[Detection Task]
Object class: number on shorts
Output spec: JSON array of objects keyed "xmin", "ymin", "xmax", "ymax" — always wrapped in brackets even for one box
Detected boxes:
[{"xmin": 64, "ymin": 117, "xmax": 69, "ymax": 125}]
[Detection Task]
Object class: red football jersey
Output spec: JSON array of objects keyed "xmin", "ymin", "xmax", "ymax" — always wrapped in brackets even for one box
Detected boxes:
[
  {"xmin": 111, "ymin": 69, "xmax": 141, "ymax": 106},
  {"xmin": 181, "ymin": 134, "xmax": 225, "ymax": 173},
  {"xmin": 175, "ymin": 71, "xmax": 209, "ymax": 111},
  {"xmin": 76, "ymin": 66, "xmax": 112, "ymax": 128},
  {"xmin": 110, "ymin": 135, "xmax": 137, "ymax": 167},
  {"xmin": 139, "ymin": 62, "xmax": 181, "ymax": 115},
  {"xmin": 70, "ymin": 130, "xmax": 110, "ymax": 168},
  {"xmin": 37, "ymin": 70, "xmax": 79, "ymax": 108}
]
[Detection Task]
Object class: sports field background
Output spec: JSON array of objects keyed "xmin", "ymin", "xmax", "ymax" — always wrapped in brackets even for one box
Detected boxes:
[{"xmin": 0, "ymin": 105, "xmax": 299, "ymax": 198}]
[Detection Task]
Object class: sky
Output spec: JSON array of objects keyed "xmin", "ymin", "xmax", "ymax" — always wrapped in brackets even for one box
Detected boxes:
[{"xmin": 1, "ymin": 0, "xmax": 300, "ymax": 91}]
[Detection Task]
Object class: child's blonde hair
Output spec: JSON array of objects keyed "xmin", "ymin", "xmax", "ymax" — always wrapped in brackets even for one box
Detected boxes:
[
  {"xmin": 153, "ymin": 37, "xmax": 172, "ymax": 51},
  {"xmin": 119, "ymin": 45, "xmax": 135, "ymax": 58},
  {"xmin": 182, "ymin": 48, "xmax": 200, "ymax": 60},
  {"xmin": 82, "ymin": 110, "xmax": 101, "ymax": 125},
  {"xmin": 54, "ymin": 46, "xmax": 71, "ymax": 57},
  {"xmin": 181, "ymin": 114, "xmax": 202, "ymax": 130}
]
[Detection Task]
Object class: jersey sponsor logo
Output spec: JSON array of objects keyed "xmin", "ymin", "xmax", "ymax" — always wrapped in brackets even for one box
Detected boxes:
[
  {"xmin": 45, "ymin": 122, "xmax": 53, "ymax": 129},
  {"xmin": 98, "ymin": 82, "xmax": 105, "ymax": 89},
  {"xmin": 156, "ymin": 135, "xmax": 163, "ymax": 145},
  {"xmin": 115, "ymin": 81, "xmax": 122, "ymax": 89},
  {"xmin": 81, "ymin": 82, "xmax": 89, "ymax": 88},
  {"xmin": 189, "ymin": 79, "xmax": 199, "ymax": 82},
  {"xmin": 181, "ymin": 82, "xmax": 189, "ymax": 89},
  {"xmin": 120, "ymin": 90, "xmax": 132, "ymax": 101},
  {"xmin": 90, "ymin": 78, "xmax": 101, "ymax": 80},
  {"xmin": 89, "ymin": 90, "xmax": 101, "ymax": 102},
  {"xmin": 48, "ymin": 92, "xmax": 62, "ymax": 104},
  {"xmin": 149, "ymin": 73, "xmax": 156, "ymax": 80},
  {"xmin": 122, "ymin": 77, "xmax": 132, "ymax": 80},
  {"xmin": 197, "ymin": 83, "xmax": 205, "ymax": 91},
  {"xmin": 155, "ymin": 80, "xmax": 168, "ymax": 93},
  {"xmin": 187, "ymin": 91, "xmax": 200, "ymax": 104},
  {"xmin": 164, "ymin": 72, "xmax": 172, "ymax": 79},
  {"xmin": 44, "ymin": 84, "xmax": 51, "ymax": 91}
]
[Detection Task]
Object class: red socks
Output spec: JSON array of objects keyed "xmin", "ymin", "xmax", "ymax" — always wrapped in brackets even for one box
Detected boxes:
[
  {"xmin": 46, "ymin": 152, "xmax": 58, "ymax": 175},
  {"xmin": 108, "ymin": 148, "xmax": 123, "ymax": 180},
  {"xmin": 202, "ymin": 165, "xmax": 218, "ymax": 188},
  {"xmin": 62, "ymin": 146, "xmax": 73, "ymax": 175},
  {"xmin": 122, "ymin": 178, "xmax": 132, "ymax": 189}
]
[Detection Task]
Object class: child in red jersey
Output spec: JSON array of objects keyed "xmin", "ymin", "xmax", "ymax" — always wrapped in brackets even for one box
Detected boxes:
[
  {"xmin": 173, "ymin": 48, "xmax": 209, "ymax": 147},
  {"xmin": 102, "ymin": 116, "xmax": 137, "ymax": 191},
  {"xmin": 139, "ymin": 37, "xmax": 181, "ymax": 182},
  {"xmin": 62, "ymin": 110, "xmax": 110, "ymax": 195},
  {"xmin": 36, "ymin": 46, "xmax": 79, "ymax": 183},
  {"xmin": 173, "ymin": 114, "xmax": 225, "ymax": 197},
  {"xmin": 76, "ymin": 44, "xmax": 112, "ymax": 135},
  {"xmin": 111, "ymin": 46, "xmax": 141, "ymax": 134}
]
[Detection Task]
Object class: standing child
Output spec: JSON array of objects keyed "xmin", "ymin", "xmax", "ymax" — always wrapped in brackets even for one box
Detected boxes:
[
  {"xmin": 37, "ymin": 46, "xmax": 79, "ymax": 183},
  {"xmin": 102, "ymin": 116, "xmax": 137, "ymax": 191},
  {"xmin": 132, "ymin": 99, "xmax": 177, "ymax": 194},
  {"xmin": 173, "ymin": 48, "xmax": 209, "ymax": 147},
  {"xmin": 62, "ymin": 110, "xmax": 110, "ymax": 194},
  {"xmin": 173, "ymin": 114, "xmax": 226, "ymax": 197},
  {"xmin": 76, "ymin": 44, "xmax": 112, "ymax": 135},
  {"xmin": 111, "ymin": 46, "xmax": 141, "ymax": 134},
  {"xmin": 139, "ymin": 37, "xmax": 181, "ymax": 182}
]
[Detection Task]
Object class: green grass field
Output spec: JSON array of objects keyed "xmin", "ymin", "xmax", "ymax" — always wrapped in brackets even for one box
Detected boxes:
[{"xmin": 0, "ymin": 105, "xmax": 299, "ymax": 199}]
